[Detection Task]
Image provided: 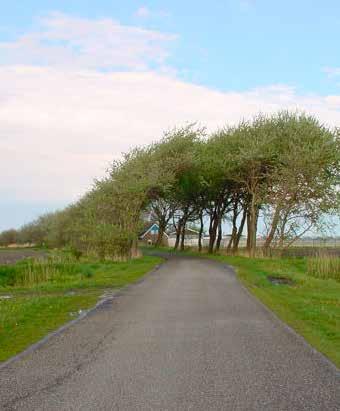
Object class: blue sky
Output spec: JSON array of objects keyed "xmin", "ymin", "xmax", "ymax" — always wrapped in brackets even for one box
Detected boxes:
[
  {"xmin": 0, "ymin": 1, "xmax": 340, "ymax": 233},
  {"xmin": 2, "ymin": 1, "xmax": 340, "ymax": 93}
]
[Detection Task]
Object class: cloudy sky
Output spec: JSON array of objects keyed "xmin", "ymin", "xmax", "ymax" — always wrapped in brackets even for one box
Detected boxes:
[{"xmin": 1, "ymin": 1, "xmax": 340, "ymax": 231}]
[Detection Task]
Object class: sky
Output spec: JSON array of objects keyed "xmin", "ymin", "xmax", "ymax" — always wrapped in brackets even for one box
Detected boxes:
[{"xmin": 1, "ymin": 1, "xmax": 340, "ymax": 233}]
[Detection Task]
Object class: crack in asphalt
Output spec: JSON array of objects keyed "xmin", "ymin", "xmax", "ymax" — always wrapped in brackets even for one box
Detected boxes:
[{"xmin": 2, "ymin": 325, "xmax": 117, "ymax": 410}]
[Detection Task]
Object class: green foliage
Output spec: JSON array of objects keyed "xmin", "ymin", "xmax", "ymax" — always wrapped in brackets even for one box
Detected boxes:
[
  {"xmin": 0, "ymin": 229, "xmax": 18, "ymax": 246},
  {"xmin": 79, "ymin": 265, "xmax": 94, "ymax": 278},
  {"xmin": 1, "ymin": 111, "xmax": 338, "ymax": 258},
  {"xmin": 0, "ymin": 264, "xmax": 20, "ymax": 286},
  {"xmin": 70, "ymin": 247, "xmax": 83, "ymax": 261}
]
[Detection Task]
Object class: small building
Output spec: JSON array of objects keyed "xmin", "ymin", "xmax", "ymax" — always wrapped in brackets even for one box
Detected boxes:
[
  {"xmin": 167, "ymin": 228, "xmax": 200, "ymax": 247},
  {"xmin": 139, "ymin": 223, "xmax": 169, "ymax": 245},
  {"xmin": 168, "ymin": 228, "xmax": 200, "ymax": 239},
  {"xmin": 168, "ymin": 231, "xmax": 247, "ymax": 248}
]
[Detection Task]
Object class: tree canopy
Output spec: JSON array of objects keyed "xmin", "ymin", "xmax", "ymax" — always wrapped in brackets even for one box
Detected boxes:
[{"xmin": 4, "ymin": 111, "xmax": 339, "ymax": 259}]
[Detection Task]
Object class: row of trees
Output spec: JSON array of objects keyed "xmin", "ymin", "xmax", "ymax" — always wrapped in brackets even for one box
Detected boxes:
[{"xmin": 2, "ymin": 112, "xmax": 339, "ymax": 259}]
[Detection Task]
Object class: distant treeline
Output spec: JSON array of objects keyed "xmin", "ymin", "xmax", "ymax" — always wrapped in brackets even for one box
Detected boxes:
[{"xmin": 2, "ymin": 111, "xmax": 339, "ymax": 259}]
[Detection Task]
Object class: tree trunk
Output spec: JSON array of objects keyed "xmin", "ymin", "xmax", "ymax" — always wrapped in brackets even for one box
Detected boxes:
[
  {"xmin": 226, "ymin": 234, "xmax": 233, "ymax": 250},
  {"xmin": 227, "ymin": 203, "xmax": 238, "ymax": 251},
  {"xmin": 227, "ymin": 226, "xmax": 237, "ymax": 251},
  {"xmin": 208, "ymin": 216, "xmax": 219, "ymax": 254},
  {"xmin": 174, "ymin": 222, "xmax": 182, "ymax": 250},
  {"xmin": 198, "ymin": 211, "xmax": 204, "ymax": 252},
  {"xmin": 278, "ymin": 208, "xmax": 290, "ymax": 248},
  {"xmin": 263, "ymin": 205, "xmax": 281, "ymax": 254},
  {"xmin": 129, "ymin": 237, "xmax": 141, "ymax": 259},
  {"xmin": 248, "ymin": 195, "xmax": 257, "ymax": 257},
  {"xmin": 246, "ymin": 209, "xmax": 251, "ymax": 251},
  {"xmin": 208, "ymin": 195, "xmax": 231, "ymax": 254},
  {"xmin": 180, "ymin": 222, "xmax": 186, "ymax": 251},
  {"xmin": 215, "ymin": 220, "xmax": 223, "ymax": 251},
  {"xmin": 155, "ymin": 220, "xmax": 166, "ymax": 247},
  {"xmin": 233, "ymin": 207, "xmax": 247, "ymax": 251}
]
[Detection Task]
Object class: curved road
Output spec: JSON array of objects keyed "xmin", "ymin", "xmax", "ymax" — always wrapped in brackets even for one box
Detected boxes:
[{"xmin": 0, "ymin": 256, "xmax": 339, "ymax": 410}]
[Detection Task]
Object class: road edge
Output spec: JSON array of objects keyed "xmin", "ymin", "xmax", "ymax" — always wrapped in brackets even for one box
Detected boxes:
[
  {"xmin": 0, "ymin": 261, "xmax": 165, "ymax": 371},
  {"xmin": 214, "ymin": 259, "xmax": 340, "ymax": 376}
]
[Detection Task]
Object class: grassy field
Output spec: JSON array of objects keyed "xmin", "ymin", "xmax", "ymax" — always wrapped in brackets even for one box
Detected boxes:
[
  {"xmin": 201, "ymin": 253, "xmax": 340, "ymax": 367},
  {"xmin": 0, "ymin": 248, "xmax": 47, "ymax": 264},
  {"xmin": 0, "ymin": 254, "xmax": 162, "ymax": 362}
]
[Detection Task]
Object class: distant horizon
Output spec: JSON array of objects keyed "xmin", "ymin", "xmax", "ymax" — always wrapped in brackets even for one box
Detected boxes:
[{"xmin": 2, "ymin": 200, "xmax": 339, "ymax": 239}]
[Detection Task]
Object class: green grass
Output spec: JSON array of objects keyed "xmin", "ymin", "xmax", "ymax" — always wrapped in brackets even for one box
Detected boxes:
[
  {"xmin": 200, "ymin": 253, "xmax": 340, "ymax": 367},
  {"xmin": 0, "ymin": 255, "xmax": 162, "ymax": 362},
  {"xmin": 0, "ymin": 293, "xmax": 99, "ymax": 362}
]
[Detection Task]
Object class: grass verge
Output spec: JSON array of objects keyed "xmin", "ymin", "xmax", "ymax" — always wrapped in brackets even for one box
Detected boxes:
[
  {"xmin": 204, "ymin": 254, "xmax": 340, "ymax": 368},
  {"xmin": 0, "ymin": 255, "xmax": 162, "ymax": 362}
]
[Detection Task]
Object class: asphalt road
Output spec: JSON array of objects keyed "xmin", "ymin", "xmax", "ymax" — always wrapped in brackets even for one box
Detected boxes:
[{"xmin": 0, "ymin": 256, "xmax": 339, "ymax": 410}]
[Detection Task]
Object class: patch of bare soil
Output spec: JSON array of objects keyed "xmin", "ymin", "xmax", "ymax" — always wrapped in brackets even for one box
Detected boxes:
[
  {"xmin": 267, "ymin": 275, "xmax": 294, "ymax": 285},
  {"xmin": 0, "ymin": 249, "xmax": 47, "ymax": 265}
]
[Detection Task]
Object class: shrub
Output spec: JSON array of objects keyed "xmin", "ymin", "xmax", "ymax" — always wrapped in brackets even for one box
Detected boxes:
[
  {"xmin": 0, "ymin": 265, "xmax": 20, "ymax": 286},
  {"xmin": 70, "ymin": 247, "xmax": 83, "ymax": 261},
  {"xmin": 78, "ymin": 265, "xmax": 94, "ymax": 278}
]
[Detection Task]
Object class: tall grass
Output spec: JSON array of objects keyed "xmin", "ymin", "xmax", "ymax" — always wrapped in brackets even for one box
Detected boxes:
[
  {"xmin": 209, "ymin": 247, "xmax": 280, "ymax": 259},
  {"xmin": 0, "ymin": 255, "xmax": 94, "ymax": 287},
  {"xmin": 307, "ymin": 252, "xmax": 340, "ymax": 281}
]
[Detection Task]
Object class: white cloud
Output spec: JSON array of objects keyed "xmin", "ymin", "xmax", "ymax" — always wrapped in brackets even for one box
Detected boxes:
[
  {"xmin": 239, "ymin": 0, "xmax": 255, "ymax": 12},
  {"xmin": 1, "ymin": 66, "xmax": 340, "ymax": 204},
  {"xmin": 135, "ymin": 6, "xmax": 170, "ymax": 19},
  {"xmin": 324, "ymin": 67, "xmax": 340, "ymax": 78},
  {"xmin": 0, "ymin": 12, "xmax": 176, "ymax": 71},
  {"xmin": 0, "ymin": 13, "xmax": 340, "ymax": 211},
  {"xmin": 325, "ymin": 95, "xmax": 340, "ymax": 107},
  {"xmin": 135, "ymin": 6, "xmax": 151, "ymax": 18}
]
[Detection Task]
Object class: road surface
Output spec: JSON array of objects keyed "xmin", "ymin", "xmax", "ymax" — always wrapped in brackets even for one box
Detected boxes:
[{"xmin": 0, "ymin": 256, "xmax": 339, "ymax": 410}]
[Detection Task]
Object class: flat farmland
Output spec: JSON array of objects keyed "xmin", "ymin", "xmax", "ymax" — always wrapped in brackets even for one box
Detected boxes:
[{"xmin": 0, "ymin": 249, "xmax": 47, "ymax": 265}]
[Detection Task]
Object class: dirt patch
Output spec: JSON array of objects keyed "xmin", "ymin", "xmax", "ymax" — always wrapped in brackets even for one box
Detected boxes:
[
  {"xmin": 0, "ymin": 295, "xmax": 12, "ymax": 300},
  {"xmin": 0, "ymin": 249, "xmax": 47, "ymax": 265},
  {"xmin": 267, "ymin": 275, "xmax": 294, "ymax": 285}
]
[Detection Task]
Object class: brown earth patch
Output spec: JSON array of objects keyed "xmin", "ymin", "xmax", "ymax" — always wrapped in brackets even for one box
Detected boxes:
[{"xmin": 0, "ymin": 249, "xmax": 47, "ymax": 265}]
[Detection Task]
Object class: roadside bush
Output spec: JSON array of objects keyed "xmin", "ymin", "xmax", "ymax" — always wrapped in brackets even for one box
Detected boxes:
[
  {"xmin": 89, "ymin": 223, "xmax": 134, "ymax": 261},
  {"xmin": 0, "ymin": 229, "xmax": 18, "ymax": 246},
  {"xmin": 0, "ymin": 265, "xmax": 21, "ymax": 286},
  {"xmin": 78, "ymin": 265, "xmax": 94, "ymax": 278},
  {"xmin": 70, "ymin": 247, "xmax": 83, "ymax": 261}
]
